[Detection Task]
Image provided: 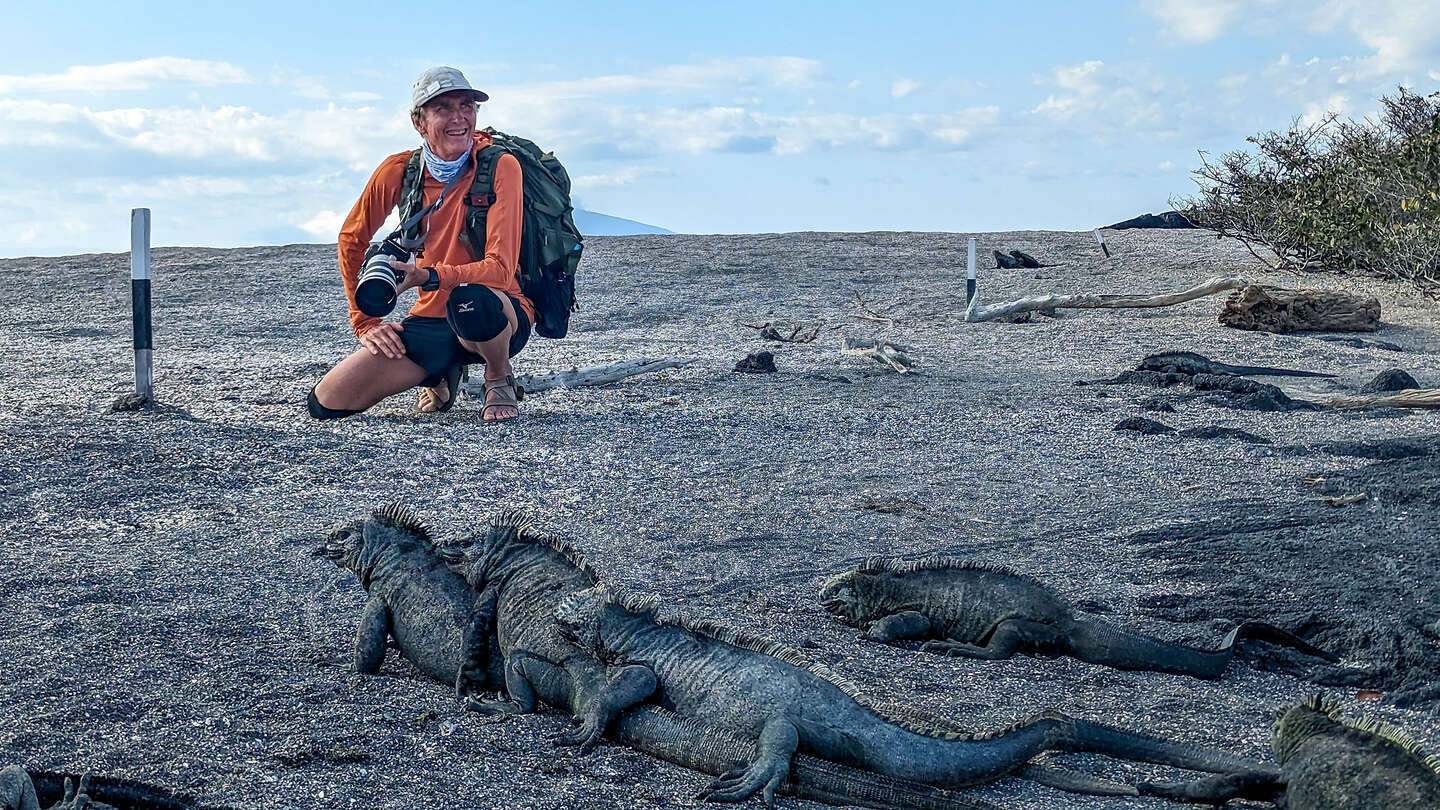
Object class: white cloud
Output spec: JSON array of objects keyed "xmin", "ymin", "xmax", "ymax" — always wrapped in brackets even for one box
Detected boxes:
[
  {"xmin": 572, "ymin": 166, "xmax": 673, "ymax": 190},
  {"xmin": 0, "ymin": 58, "xmax": 250, "ymax": 93},
  {"xmin": 891, "ymin": 78, "xmax": 920, "ymax": 99},
  {"xmin": 300, "ymin": 209, "xmax": 346, "ymax": 239},
  {"xmin": 509, "ymin": 57, "xmax": 824, "ymax": 100},
  {"xmin": 1140, "ymin": 0, "xmax": 1245, "ymax": 43}
]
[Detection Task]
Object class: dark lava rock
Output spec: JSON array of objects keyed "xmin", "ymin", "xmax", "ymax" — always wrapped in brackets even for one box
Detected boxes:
[
  {"xmin": 1115, "ymin": 416, "xmax": 1175, "ymax": 435},
  {"xmin": 1105, "ymin": 211, "xmax": 1196, "ymax": 230},
  {"xmin": 1139, "ymin": 397, "xmax": 1177, "ymax": 413},
  {"xmin": 1177, "ymin": 425, "xmax": 1270, "ymax": 444},
  {"xmin": 1191, "ymin": 374, "xmax": 1321, "ymax": 412},
  {"xmin": 733, "ymin": 351, "xmax": 777, "ymax": 373},
  {"xmin": 1359, "ymin": 368, "xmax": 1420, "ymax": 393}
]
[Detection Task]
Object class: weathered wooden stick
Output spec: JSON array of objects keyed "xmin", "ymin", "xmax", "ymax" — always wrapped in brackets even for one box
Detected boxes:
[
  {"xmin": 965, "ymin": 276, "xmax": 1252, "ymax": 323},
  {"xmin": 843, "ymin": 338, "xmax": 914, "ymax": 373},
  {"xmin": 461, "ymin": 357, "xmax": 694, "ymax": 396},
  {"xmin": 1309, "ymin": 389, "xmax": 1440, "ymax": 410}
]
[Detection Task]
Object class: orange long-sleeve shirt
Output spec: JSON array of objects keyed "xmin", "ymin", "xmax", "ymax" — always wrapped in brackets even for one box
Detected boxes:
[{"xmin": 337, "ymin": 131, "xmax": 532, "ymax": 337}]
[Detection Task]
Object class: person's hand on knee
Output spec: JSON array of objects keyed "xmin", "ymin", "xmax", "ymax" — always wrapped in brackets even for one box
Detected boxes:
[{"xmin": 359, "ymin": 322, "xmax": 407, "ymax": 359}]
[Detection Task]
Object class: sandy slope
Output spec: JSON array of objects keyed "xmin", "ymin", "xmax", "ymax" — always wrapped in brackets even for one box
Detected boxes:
[{"xmin": 0, "ymin": 229, "xmax": 1436, "ymax": 809}]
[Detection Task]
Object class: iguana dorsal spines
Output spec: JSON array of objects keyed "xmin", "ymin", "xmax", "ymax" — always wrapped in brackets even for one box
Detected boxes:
[{"xmin": 372, "ymin": 502, "xmax": 432, "ymax": 542}]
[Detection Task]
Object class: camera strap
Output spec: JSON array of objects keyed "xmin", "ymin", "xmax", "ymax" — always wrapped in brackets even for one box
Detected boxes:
[{"xmin": 394, "ymin": 172, "xmax": 467, "ymax": 254}]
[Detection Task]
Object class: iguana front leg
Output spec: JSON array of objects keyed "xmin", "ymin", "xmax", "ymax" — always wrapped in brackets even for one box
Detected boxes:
[
  {"xmin": 694, "ymin": 716, "xmax": 798, "ymax": 807},
  {"xmin": 353, "ymin": 596, "xmax": 391, "ymax": 674},
  {"xmin": 552, "ymin": 662, "xmax": 658, "ymax": 754},
  {"xmin": 921, "ymin": 618, "xmax": 1061, "ymax": 659},
  {"xmin": 455, "ymin": 586, "xmax": 499, "ymax": 701},
  {"xmin": 864, "ymin": 610, "xmax": 933, "ymax": 642}
]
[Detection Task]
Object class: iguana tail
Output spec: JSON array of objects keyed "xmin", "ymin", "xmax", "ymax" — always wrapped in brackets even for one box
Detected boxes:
[
  {"xmin": 612, "ymin": 705, "xmax": 1002, "ymax": 810},
  {"xmin": 29, "ymin": 770, "xmax": 198, "ymax": 810},
  {"xmin": 1065, "ymin": 617, "xmax": 1335, "ymax": 679}
]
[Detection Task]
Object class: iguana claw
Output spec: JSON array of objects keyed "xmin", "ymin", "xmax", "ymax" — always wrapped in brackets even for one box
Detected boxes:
[
  {"xmin": 550, "ymin": 719, "xmax": 605, "ymax": 754},
  {"xmin": 463, "ymin": 695, "xmax": 526, "ymax": 717}
]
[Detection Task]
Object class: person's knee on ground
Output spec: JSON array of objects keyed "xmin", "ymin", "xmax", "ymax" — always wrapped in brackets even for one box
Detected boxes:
[{"xmin": 307, "ymin": 386, "xmax": 360, "ymax": 420}]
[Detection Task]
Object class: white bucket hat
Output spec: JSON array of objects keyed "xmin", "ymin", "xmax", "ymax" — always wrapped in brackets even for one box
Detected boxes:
[{"xmin": 411, "ymin": 66, "xmax": 489, "ymax": 110}]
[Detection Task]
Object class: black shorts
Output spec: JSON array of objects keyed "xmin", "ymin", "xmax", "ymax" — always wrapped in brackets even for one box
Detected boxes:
[{"xmin": 399, "ymin": 289, "xmax": 531, "ymax": 388}]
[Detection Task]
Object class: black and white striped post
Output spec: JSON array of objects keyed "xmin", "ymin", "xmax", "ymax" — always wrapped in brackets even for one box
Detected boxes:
[
  {"xmin": 130, "ymin": 208, "xmax": 153, "ymax": 403},
  {"xmin": 1093, "ymin": 227, "xmax": 1111, "ymax": 258},
  {"xmin": 965, "ymin": 236, "xmax": 977, "ymax": 304}
]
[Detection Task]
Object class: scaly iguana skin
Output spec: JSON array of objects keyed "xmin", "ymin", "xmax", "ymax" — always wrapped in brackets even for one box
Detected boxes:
[
  {"xmin": 1271, "ymin": 695, "xmax": 1440, "ymax": 809},
  {"xmin": 439, "ymin": 511, "xmax": 1006, "ymax": 810},
  {"xmin": 819, "ymin": 557, "xmax": 1337, "ymax": 679},
  {"xmin": 312, "ymin": 504, "xmax": 493, "ymax": 695},
  {"xmin": 2, "ymin": 769, "xmax": 194, "ymax": 810},
  {"xmin": 554, "ymin": 581, "xmax": 1280, "ymax": 806}
]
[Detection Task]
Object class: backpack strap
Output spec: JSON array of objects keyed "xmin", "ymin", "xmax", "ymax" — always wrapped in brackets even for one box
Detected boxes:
[
  {"xmin": 397, "ymin": 149, "xmax": 425, "ymax": 253},
  {"xmin": 461, "ymin": 144, "xmax": 505, "ymax": 260}
]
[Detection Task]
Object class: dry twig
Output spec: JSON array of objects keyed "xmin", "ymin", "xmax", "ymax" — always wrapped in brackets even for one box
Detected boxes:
[{"xmin": 843, "ymin": 338, "xmax": 914, "ymax": 373}]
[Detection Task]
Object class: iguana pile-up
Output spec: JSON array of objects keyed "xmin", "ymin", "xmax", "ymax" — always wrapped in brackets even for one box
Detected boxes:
[
  {"xmin": 320, "ymin": 507, "xmax": 1283, "ymax": 808},
  {"xmin": 323, "ymin": 506, "xmax": 1002, "ymax": 810},
  {"xmin": 819, "ymin": 557, "xmax": 1337, "ymax": 679}
]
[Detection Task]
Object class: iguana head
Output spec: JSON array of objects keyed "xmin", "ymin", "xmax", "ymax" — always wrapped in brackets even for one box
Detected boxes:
[
  {"xmin": 313, "ymin": 518, "xmax": 367, "ymax": 572},
  {"xmin": 313, "ymin": 503, "xmax": 431, "ymax": 587},
  {"xmin": 818, "ymin": 570, "xmax": 881, "ymax": 628},
  {"xmin": 554, "ymin": 584, "xmax": 612, "ymax": 653},
  {"xmin": 1271, "ymin": 694, "xmax": 1340, "ymax": 765}
]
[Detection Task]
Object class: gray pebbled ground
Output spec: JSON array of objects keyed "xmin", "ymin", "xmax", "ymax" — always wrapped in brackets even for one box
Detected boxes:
[{"xmin": 0, "ymin": 228, "xmax": 1437, "ymax": 809}]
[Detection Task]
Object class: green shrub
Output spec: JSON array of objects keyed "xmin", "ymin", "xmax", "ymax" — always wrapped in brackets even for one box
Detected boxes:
[{"xmin": 1178, "ymin": 87, "xmax": 1440, "ymax": 296}]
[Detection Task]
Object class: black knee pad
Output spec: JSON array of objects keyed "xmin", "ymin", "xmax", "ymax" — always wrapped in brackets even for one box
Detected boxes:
[
  {"xmin": 307, "ymin": 387, "xmax": 359, "ymax": 420},
  {"xmin": 446, "ymin": 285, "xmax": 508, "ymax": 343}
]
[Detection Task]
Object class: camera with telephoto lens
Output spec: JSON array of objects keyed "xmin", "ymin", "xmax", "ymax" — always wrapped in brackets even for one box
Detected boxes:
[{"xmin": 354, "ymin": 236, "xmax": 412, "ymax": 317}]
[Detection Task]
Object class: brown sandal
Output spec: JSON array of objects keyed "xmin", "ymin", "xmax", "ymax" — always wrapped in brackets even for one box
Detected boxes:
[{"xmin": 481, "ymin": 374, "xmax": 524, "ymax": 422}]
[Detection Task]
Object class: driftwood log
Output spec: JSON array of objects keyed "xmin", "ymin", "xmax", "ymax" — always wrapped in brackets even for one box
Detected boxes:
[
  {"xmin": 965, "ymin": 276, "xmax": 1251, "ymax": 323},
  {"xmin": 1311, "ymin": 389, "xmax": 1440, "ymax": 410},
  {"xmin": 460, "ymin": 358, "xmax": 693, "ymax": 396},
  {"xmin": 1219, "ymin": 286, "xmax": 1381, "ymax": 333}
]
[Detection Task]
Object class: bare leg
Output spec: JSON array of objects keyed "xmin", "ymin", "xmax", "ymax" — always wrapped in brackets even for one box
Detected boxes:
[
  {"xmin": 313, "ymin": 348, "xmax": 428, "ymax": 413},
  {"xmin": 456, "ymin": 289, "xmax": 521, "ymax": 422}
]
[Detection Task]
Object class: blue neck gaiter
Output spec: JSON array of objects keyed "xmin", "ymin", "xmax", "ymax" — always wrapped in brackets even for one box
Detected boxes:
[{"xmin": 421, "ymin": 142, "xmax": 471, "ymax": 183}]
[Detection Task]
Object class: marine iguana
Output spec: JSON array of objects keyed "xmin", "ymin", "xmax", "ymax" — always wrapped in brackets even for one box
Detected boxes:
[
  {"xmin": 312, "ymin": 504, "xmax": 493, "ymax": 696},
  {"xmin": 553, "ymin": 580, "xmax": 1280, "ymax": 806},
  {"xmin": 819, "ymin": 557, "xmax": 1338, "ymax": 679},
  {"xmin": 1137, "ymin": 351, "xmax": 1334, "ymax": 379},
  {"xmin": 1140, "ymin": 694, "xmax": 1440, "ymax": 806},
  {"xmin": 439, "ymin": 510, "xmax": 1009, "ymax": 810},
  {"xmin": 1271, "ymin": 694, "xmax": 1440, "ymax": 809},
  {"xmin": 1, "ymin": 769, "xmax": 193, "ymax": 810}
]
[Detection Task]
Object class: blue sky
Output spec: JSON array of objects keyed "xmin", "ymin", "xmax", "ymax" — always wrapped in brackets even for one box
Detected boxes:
[{"xmin": 2, "ymin": 0, "xmax": 1438, "ymax": 256}]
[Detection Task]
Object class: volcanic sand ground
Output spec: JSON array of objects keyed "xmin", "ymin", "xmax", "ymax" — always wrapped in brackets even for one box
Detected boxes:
[{"xmin": 1, "ymin": 228, "xmax": 1438, "ymax": 809}]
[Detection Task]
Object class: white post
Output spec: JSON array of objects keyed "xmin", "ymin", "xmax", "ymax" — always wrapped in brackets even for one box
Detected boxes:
[
  {"xmin": 966, "ymin": 236, "xmax": 977, "ymax": 304},
  {"xmin": 1093, "ymin": 227, "xmax": 1110, "ymax": 258},
  {"xmin": 130, "ymin": 208, "xmax": 153, "ymax": 403}
]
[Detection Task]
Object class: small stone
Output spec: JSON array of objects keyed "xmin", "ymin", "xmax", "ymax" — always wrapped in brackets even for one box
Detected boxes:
[{"xmin": 108, "ymin": 391, "xmax": 150, "ymax": 412}]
